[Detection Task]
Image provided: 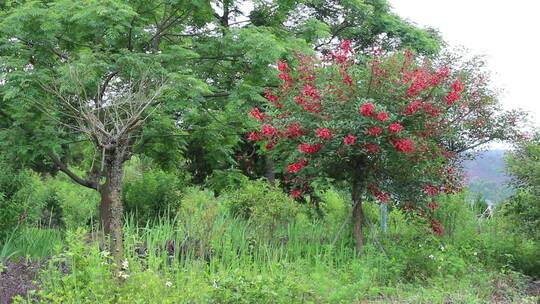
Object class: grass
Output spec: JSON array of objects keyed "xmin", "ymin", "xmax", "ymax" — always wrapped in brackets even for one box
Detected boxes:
[{"xmin": 4, "ymin": 191, "xmax": 539, "ymax": 303}]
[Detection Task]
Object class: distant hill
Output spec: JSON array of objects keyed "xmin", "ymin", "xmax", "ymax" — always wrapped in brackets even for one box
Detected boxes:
[{"xmin": 463, "ymin": 149, "xmax": 514, "ymax": 203}]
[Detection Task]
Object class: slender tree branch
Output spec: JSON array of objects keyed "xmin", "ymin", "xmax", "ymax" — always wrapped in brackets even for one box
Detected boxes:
[{"xmin": 48, "ymin": 151, "xmax": 98, "ymax": 189}]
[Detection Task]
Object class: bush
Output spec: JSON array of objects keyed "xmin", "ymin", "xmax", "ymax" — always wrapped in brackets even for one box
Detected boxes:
[
  {"xmin": 177, "ymin": 187, "xmax": 222, "ymax": 253},
  {"xmin": 49, "ymin": 178, "xmax": 99, "ymax": 229},
  {"xmin": 224, "ymin": 179, "xmax": 299, "ymax": 235},
  {"xmin": 478, "ymin": 214, "xmax": 540, "ymax": 277},
  {"xmin": 0, "ymin": 166, "xmax": 51, "ymax": 239},
  {"xmin": 123, "ymin": 167, "xmax": 186, "ymax": 222}
]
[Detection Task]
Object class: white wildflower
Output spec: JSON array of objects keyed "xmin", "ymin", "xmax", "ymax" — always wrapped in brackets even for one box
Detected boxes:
[
  {"xmin": 429, "ymin": 254, "xmax": 435, "ymax": 259},
  {"xmin": 440, "ymin": 245, "xmax": 445, "ymax": 252},
  {"xmin": 473, "ymin": 252, "xmax": 478, "ymax": 256},
  {"xmin": 118, "ymin": 271, "xmax": 129, "ymax": 279},
  {"xmin": 121, "ymin": 259, "xmax": 129, "ymax": 269},
  {"xmin": 165, "ymin": 281, "xmax": 173, "ymax": 288}
]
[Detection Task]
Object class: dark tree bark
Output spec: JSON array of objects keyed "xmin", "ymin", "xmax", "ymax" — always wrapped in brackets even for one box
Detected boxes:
[
  {"xmin": 264, "ymin": 155, "xmax": 275, "ymax": 186},
  {"xmin": 99, "ymin": 149, "xmax": 125, "ymax": 264}
]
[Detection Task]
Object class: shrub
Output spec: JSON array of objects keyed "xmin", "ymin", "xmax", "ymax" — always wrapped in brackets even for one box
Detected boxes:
[
  {"xmin": 177, "ymin": 187, "xmax": 222, "ymax": 253},
  {"xmin": 123, "ymin": 168, "xmax": 186, "ymax": 222},
  {"xmin": 49, "ymin": 178, "xmax": 99, "ymax": 229},
  {"xmin": 224, "ymin": 179, "xmax": 299, "ymax": 235},
  {"xmin": 0, "ymin": 166, "xmax": 51, "ymax": 239}
]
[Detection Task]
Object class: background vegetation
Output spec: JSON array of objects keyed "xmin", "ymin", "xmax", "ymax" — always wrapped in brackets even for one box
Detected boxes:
[{"xmin": 0, "ymin": 0, "xmax": 538, "ymax": 303}]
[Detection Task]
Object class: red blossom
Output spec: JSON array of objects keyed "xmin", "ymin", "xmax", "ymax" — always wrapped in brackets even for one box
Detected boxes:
[
  {"xmin": 375, "ymin": 112, "xmax": 389, "ymax": 122},
  {"xmin": 343, "ymin": 134, "xmax": 356, "ymax": 145},
  {"xmin": 277, "ymin": 60, "xmax": 288, "ymax": 72},
  {"xmin": 249, "ymin": 107, "xmax": 265, "ymax": 122},
  {"xmin": 265, "ymin": 91, "xmax": 278, "ymax": 102},
  {"xmin": 430, "ymin": 219, "xmax": 444, "ymax": 236},
  {"xmin": 316, "ymin": 128, "xmax": 333, "ymax": 140},
  {"xmin": 445, "ymin": 90, "xmax": 461, "ymax": 105},
  {"xmin": 298, "ymin": 143, "xmax": 322, "ymax": 154},
  {"xmin": 246, "ymin": 132, "xmax": 261, "ymax": 141},
  {"xmin": 261, "ymin": 124, "xmax": 277, "ymax": 136},
  {"xmin": 436, "ymin": 67, "xmax": 450, "ymax": 79},
  {"xmin": 290, "ymin": 189, "xmax": 302, "ymax": 198},
  {"xmin": 340, "ymin": 40, "xmax": 352, "ymax": 53},
  {"xmin": 303, "ymin": 84, "xmax": 321, "ymax": 100},
  {"xmin": 366, "ymin": 143, "xmax": 380, "ymax": 153},
  {"xmin": 359, "ymin": 103, "xmax": 375, "ymax": 117},
  {"xmin": 428, "ymin": 201, "xmax": 439, "ymax": 211},
  {"xmin": 424, "ymin": 184, "xmax": 439, "ymax": 196},
  {"xmin": 393, "ymin": 138, "xmax": 415, "ymax": 153},
  {"xmin": 266, "ymin": 140, "xmax": 275, "ymax": 150},
  {"xmin": 287, "ymin": 160, "xmax": 308, "ymax": 173},
  {"xmin": 451, "ymin": 80, "xmax": 465, "ymax": 92},
  {"xmin": 265, "ymin": 90, "xmax": 283, "ymax": 108},
  {"xmin": 388, "ymin": 122, "xmax": 403, "ymax": 134},
  {"xmin": 368, "ymin": 184, "xmax": 389, "ymax": 203},
  {"xmin": 342, "ymin": 74, "xmax": 353, "ymax": 85},
  {"xmin": 286, "ymin": 122, "xmax": 304, "ymax": 138},
  {"xmin": 367, "ymin": 126, "xmax": 383, "ymax": 136},
  {"xmin": 422, "ymin": 103, "xmax": 441, "ymax": 117},
  {"xmin": 403, "ymin": 100, "xmax": 422, "ymax": 115}
]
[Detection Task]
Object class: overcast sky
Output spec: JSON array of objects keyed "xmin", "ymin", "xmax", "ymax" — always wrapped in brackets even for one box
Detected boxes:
[{"xmin": 390, "ymin": 0, "xmax": 540, "ymax": 127}]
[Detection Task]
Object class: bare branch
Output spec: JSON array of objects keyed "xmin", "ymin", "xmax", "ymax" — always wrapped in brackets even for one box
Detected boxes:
[{"xmin": 49, "ymin": 151, "xmax": 98, "ymax": 189}]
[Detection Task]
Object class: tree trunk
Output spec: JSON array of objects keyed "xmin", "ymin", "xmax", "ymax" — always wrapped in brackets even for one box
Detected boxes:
[
  {"xmin": 264, "ymin": 155, "xmax": 275, "ymax": 186},
  {"xmin": 99, "ymin": 151, "xmax": 125, "ymax": 264},
  {"xmin": 351, "ymin": 171, "xmax": 365, "ymax": 254}
]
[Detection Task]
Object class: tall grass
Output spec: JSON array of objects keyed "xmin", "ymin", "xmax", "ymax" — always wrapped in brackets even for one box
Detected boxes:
[{"xmin": 121, "ymin": 211, "xmax": 357, "ymax": 275}]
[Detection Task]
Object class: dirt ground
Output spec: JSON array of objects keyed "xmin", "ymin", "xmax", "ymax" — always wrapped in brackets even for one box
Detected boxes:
[{"xmin": 0, "ymin": 260, "xmax": 41, "ymax": 304}]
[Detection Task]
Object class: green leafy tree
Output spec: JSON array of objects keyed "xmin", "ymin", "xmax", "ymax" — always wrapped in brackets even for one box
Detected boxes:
[
  {"xmin": 504, "ymin": 134, "xmax": 540, "ymax": 240},
  {"xmin": 0, "ymin": 0, "xmax": 214, "ymax": 262}
]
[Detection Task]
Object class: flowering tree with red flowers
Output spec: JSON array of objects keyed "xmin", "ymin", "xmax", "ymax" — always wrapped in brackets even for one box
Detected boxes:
[{"xmin": 247, "ymin": 41, "xmax": 523, "ymax": 252}]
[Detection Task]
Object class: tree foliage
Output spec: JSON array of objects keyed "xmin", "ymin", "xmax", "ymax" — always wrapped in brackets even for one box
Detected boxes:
[{"xmin": 247, "ymin": 42, "xmax": 523, "ymax": 249}]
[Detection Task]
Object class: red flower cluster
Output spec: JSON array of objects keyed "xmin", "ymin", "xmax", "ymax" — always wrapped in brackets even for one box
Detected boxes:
[
  {"xmin": 375, "ymin": 112, "xmax": 389, "ymax": 122},
  {"xmin": 247, "ymin": 132, "xmax": 261, "ymax": 141},
  {"xmin": 343, "ymin": 134, "xmax": 356, "ymax": 145},
  {"xmin": 265, "ymin": 90, "xmax": 283, "ymax": 108},
  {"xmin": 393, "ymin": 138, "xmax": 415, "ymax": 153},
  {"xmin": 430, "ymin": 219, "xmax": 444, "ymax": 236},
  {"xmin": 367, "ymin": 126, "xmax": 383, "ymax": 136},
  {"xmin": 445, "ymin": 80, "xmax": 465, "ymax": 105},
  {"xmin": 388, "ymin": 122, "xmax": 403, "ymax": 134},
  {"xmin": 329, "ymin": 39, "xmax": 353, "ymax": 63},
  {"xmin": 316, "ymin": 128, "xmax": 333, "ymax": 140},
  {"xmin": 295, "ymin": 94, "xmax": 322, "ymax": 113},
  {"xmin": 265, "ymin": 141, "xmax": 275, "ymax": 150},
  {"xmin": 422, "ymin": 103, "xmax": 441, "ymax": 117},
  {"xmin": 365, "ymin": 143, "xmax": 380, "ymax": 153},
  {"xmin": 298, "ymin": 143, "xmax": 322, "ymax": 154},
  {"xmin": 249, "ymin": 107, "xmax": 265, "ymax": 122},
  {"xmin": 261, "ymin": 124, "xmax": 277, "ymax": 136},
  {"xmin": 277, "ymin": 60, "xmax": 288, "ymax": 72},
  {"xmin": 403, "ymin": 100, "xmax": 422, "ymax": 115},
  {"xmin": 359, "ymin": 103, "xmax": 375, "ymax": 117},
  {"xmin": 368, "ymin": 184, "xmax": 390, "ymax": 203},
  {"xmin": 428, "ymin": 201, "xmax": 439, "ymax": 211},
  {"xmin": 303, "ymin": 84, "xmax": 321, "ymax": 100},
  {"xmin": 406, "ymin": 69, "xmax": 431, "ymax": 97},
  {"xmin": 287, "ymin": 160, "xmax": 308, "ymax": 173},
  {"xmin": 424, "ymin": 184, "xmax": 440, "ymax": 196},
  {"xmin": 290, "ymin": 189, "xmax": 302, "ymax": 198},
  {"xmin": 286, "ymin": 122, "xmax": 304, "ymax": 138}
]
